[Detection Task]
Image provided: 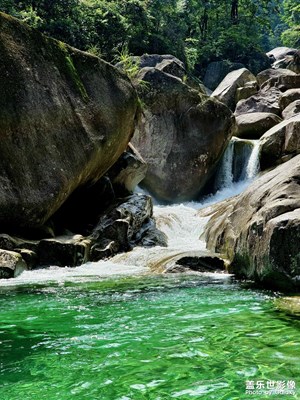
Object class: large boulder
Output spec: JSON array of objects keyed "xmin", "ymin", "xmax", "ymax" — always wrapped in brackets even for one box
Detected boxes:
[
  {"xmin": 132, "ymin": 67, "xmax": 235, "ymax": 202},
  {"xmin": 0, "ymin": 12, "xmax": 138, "ymax": 232},
  {"xmin": 235, "ymin": 112, "xmax": 282, "ymax": 139},
  {"xmin": 282, "ymin": 100, "xmax": 300, "ymax": 120},
  {"xmin": 203, "ymin": 61, "xmax": 245, "ymax": 91},
  {"xmin": 279, "ymin": 89, "xmax": 300, "ymax": 111},
  {"xmin": 256, "ymin": 68, "xmax": 296, "ymax": 87},
  {"xmin": 259, "ymin": 115, "xmax": 300, "ymax": 170},
  {"xmin": 211, "ymin": 68, "xmax": 257, "ymax": 111},
  {"xmin": 235, "ymin": 87, "xmax": 282, "ymax": 116},
  {"xmin": 202, "ymin": 155, "xmax": 300, "ymax": 291},
  {"xmin": 266, "ymin": 47, "xmax": 297, "ymax": 62}
]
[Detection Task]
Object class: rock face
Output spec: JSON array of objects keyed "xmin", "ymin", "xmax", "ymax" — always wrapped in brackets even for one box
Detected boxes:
[
  {"xmin": 235, "ymin": 112, "xmax": 282, "ymax": 139},
  {"xmin": 259, "ymin": 115, "xmax": 300, "ymax": 169},
  {"xmin": 202, "ymin": 155, "xmax": 300, "ymax": 291},
  {"xmin": 132, "ymin": 67, "xmax": 235, "ymax": 202},
  {"xmin": 211, "ymin": 68, "xmax": 257, "ymax": 111},
  {"xmin": 0, "ymin": 12, "xmax": 138, "ymax": 231},
  {"xmin": 235, "ymin": 87, "xmax": 282, "ymax": 116},
  {"xmin": 266, "ymin": 47, "xmax": 297, "ymax": 62}
]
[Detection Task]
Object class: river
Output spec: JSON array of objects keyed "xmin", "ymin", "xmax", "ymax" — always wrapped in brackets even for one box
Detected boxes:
[{"xmin": 0, "ymin": 138, "xmax": 299, "ymax": 399}]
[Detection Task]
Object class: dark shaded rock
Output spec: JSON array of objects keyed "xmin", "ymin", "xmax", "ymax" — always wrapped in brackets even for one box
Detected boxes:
[
  {"xmin": 202, "ymin": 155, "xmax": 300, "ymax": 291},
  {"xmin": 203, "ymin": 61, "xmax": 245, "ymax": 91},
  {"xmin": 90, "ymin": 194, "xmax": 159, "ymax": 260},
  {"xmin": 107, "ymin": 143, "xmax": 147, "ymax": 197},
  {"xmin": 37, "ymin": 235, "xmax": 91, "ymax": 267},
  {"xmin": 0, "ymin": 250, "xmax": 27, "ymax": 278},
  {"xmin": 211, "ymin": 68, "xmax": 257, "ymax": 111},
  {"xmin": 176, "ymin": 255, "xmax": 226, "ymax": 272},
  {"xmin": 0, "ymin": 12, "xmax": 138, "ymax": 232},
  {"xmin": 235, "ymin": 112, "xmax": 282, "ymax": 139},
  {"xmin": 51, "ymin": 176, "xmax": 116, "ymax": 234},
  {"xmin": 132, "ymin": 67, "xmax": 235, "ymax": 202},
  {"xmin": 259, "ymin": 115, "xmax": 300, "ymax": 169},
  {"xmin": 282, "ymin": 100, "xmax": 300, "ymax": 120}
]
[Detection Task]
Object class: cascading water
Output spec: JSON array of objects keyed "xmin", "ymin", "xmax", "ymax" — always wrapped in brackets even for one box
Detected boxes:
[
  {"xmin": 0, "ymin": 137, "xmax": 261, "ymax": 286},
  {"xmin": 215, "ymin": 137, "xmax": 260, "ymax": 191}
]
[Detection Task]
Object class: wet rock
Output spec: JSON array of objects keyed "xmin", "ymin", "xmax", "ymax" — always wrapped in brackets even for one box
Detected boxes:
[
  {"xmin": 211, "ymin": 68, "xmax": 257, "ymax": 111},
  {"xmin": 235, "ymin": 112, "xmax": 282, "ymax": 139},
  {"xmin": 0, "ymin": 250, "xmax": 27, "ymax": 278},
  {"xmin": 37, "ymin": 235, "xmax": 91, "ymax": 267},
  {"xmin": 202, "ymin": 155, "xmax": 300, "ymax": 291},
  {"xmin": 274, "ymin": 296, "xmax": 300, "ymax": 316},
  {"xmin": 90, "ymin": 194, "xmax": 158, "ymax": 260},
  {"xmin": 175, "ymin": 255, "xmax": 226, "ymax": 272}
]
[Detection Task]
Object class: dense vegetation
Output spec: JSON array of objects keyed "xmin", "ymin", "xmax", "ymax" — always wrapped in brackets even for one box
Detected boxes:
[{"xmin": 0, "ymin": 0, "xmax": 299, "ymax": 74}]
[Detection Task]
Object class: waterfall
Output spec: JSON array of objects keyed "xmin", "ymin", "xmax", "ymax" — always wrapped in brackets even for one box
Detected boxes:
[
  {"xmin": 215, "ymin": 137, "xmax": 260, "ymax": 191},
  {"xmin": 246, "ymin": 140, "xmax": 260, "ymax": 179}
]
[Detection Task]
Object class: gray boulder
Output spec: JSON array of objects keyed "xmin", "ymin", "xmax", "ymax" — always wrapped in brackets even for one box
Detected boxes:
[
  {"xmin": 235, "ymin": 87, "xmax": 282, "ymax": 116},
  {"xmin": 282, "ymin": 100, "xmax": 300, "ymax": 120},
  {"xmin": 0, "ymin": 12, "xmax": 138, "ymax": 232},
  {"xmin": 279, "ymin": 89, "xmax": 300, "ymax": 111},
  {"xmin": 132, "ymin": 67, "xmax": 235, "ymax": 202},
  {"xmin": 0, "ymin": 250, "xmax": 27, "ymax": 278},
  {"xmin": 259, "ymin": 115, "xmax": 300, "ymax": 170},
  {"xmin": 202, "ymin": 155, "xmax": 300, "ymax": 291},
  {"xmin": 266, "ymin": 47, "xmax": 297, "ymax": 62},
  {"xmin": 256, "ymin": 68, "xmax": 296, "ymax": 87},
  {"xmin": 211, "ymin": 68, "xmax": 257, "ymax": 111},
  {"xmin": 235, "ymin": 112, "xmax": 282, "ymax": 139},
  {"xmin": 203, "ymin": 60, "xmax": 245, "ymax": 91}
]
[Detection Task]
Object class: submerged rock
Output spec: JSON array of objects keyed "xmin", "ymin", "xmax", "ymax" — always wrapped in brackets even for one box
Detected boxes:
[
  {"xmin": 133, "ymin": 67, "xmax": 235, "ymax": 202},
  {"xmin": 202, "ymin": 155, "xmax": 300, "ymax": 291},
  {"xmin": 0, "ymin": 12, "xmax": 138, "ymax": 232}
]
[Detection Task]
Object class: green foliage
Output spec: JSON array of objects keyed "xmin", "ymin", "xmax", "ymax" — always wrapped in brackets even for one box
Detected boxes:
[
  {"xmin": 114, "ymin": 46, "xmax": 140, "ymax": 79},
  {"xmin": 281, "ymin": 0, "xmax": 300, "ymax": 46},
  {"xmin": 0, "ymin": 0, "xmax": 294, "ymax": 75}
]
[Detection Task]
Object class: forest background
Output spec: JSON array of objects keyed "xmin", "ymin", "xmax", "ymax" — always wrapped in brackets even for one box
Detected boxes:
[{"xmin": 0, "ymin": 0, "xmax": 299, "ymax": 76}]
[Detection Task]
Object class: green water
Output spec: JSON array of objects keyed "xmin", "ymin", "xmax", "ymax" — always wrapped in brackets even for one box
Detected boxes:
[{"xmin": 0, "ymin": 274, "xmax": 299, "ymax": 400}]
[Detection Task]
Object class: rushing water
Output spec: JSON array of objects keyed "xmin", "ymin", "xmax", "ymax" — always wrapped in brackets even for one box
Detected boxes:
[{"xmin": 1, "ymin": 139, "xmax": 299, "ymax": 399}]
